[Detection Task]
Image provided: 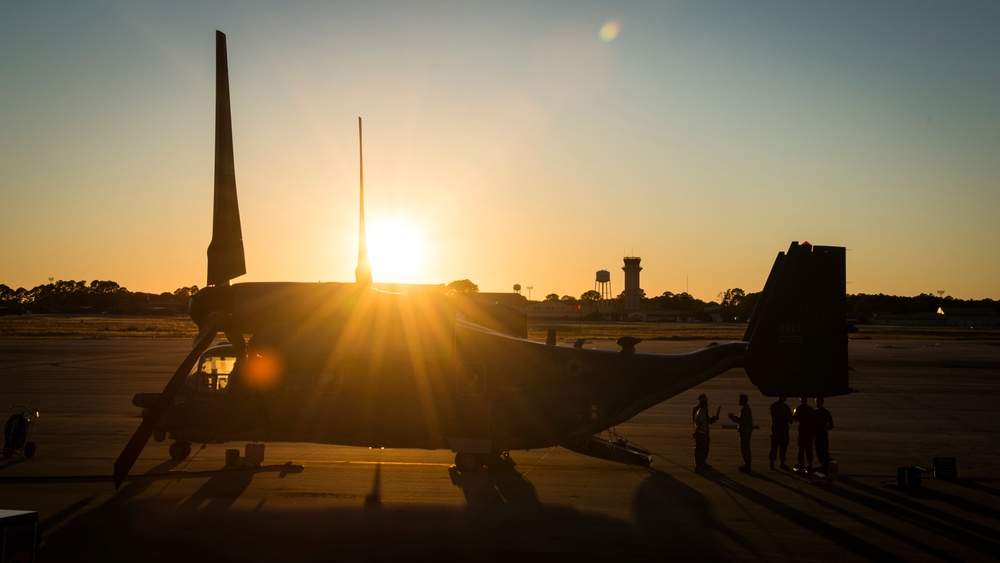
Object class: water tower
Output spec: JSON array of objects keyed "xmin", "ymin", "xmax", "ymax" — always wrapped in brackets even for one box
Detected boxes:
[{"xmin": 595, "ymin": 270, "xmax": 612, "ymax": 306}]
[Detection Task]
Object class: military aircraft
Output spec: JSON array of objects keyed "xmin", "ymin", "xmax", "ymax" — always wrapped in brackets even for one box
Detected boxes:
[{"xmin": 114, "ymin": 31, "xmax": 851, "ymax": 488}]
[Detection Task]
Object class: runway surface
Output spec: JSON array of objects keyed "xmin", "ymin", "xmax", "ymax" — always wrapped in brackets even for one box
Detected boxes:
[{"xmin": 1, "ymin": 337, "xmax": 998, "ymax": 562}]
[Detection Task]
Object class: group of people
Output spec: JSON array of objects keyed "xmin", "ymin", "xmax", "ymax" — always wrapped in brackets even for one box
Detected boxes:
[{"xmin": 692, "ymin": 393, "xmax": 834, "ymax": 474}]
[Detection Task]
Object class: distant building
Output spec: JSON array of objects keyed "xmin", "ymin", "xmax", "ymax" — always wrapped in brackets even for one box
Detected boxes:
[
  {"xmin": 871, "ymin": 307, "xmax": 999, "ymax": 327},
  {"xmin": 937, "ymin": 307, "xmax": 1000, "ymax": 327},
  {"xmin": 465, "ymin": 292, "xmax": 529, "ymax": 310},
  {"xmin": 526, "ymin": 300, "xmax": 584, "ymax": 319}
]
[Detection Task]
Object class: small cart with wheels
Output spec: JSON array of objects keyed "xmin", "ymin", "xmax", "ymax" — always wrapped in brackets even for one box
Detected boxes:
[{"xmin": 2, "ymin": 405, "xmax": 39, "ymax": 459}]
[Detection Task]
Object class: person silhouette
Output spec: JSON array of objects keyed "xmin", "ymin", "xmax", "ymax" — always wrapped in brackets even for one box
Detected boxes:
[
  {"xmin": 692, "ymin": 393, "xmax": 720, "ymax": 471},
  {"xmin": 793, "ymin": 397, "xmax": 815, "ymax": 473},
  {"xmin": 768, "ymin": 396, "xmax": 792, "ymax": 471},
  {"xmin": 813, "ymin": 397, "xmax": 834, "ymax": 474},
  {"xmin": 727, "ymin": 393, "xmax": 754, "ymax": 472}
]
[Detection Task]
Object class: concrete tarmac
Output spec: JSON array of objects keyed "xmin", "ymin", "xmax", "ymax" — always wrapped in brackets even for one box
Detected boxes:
[{"xmin": 1, "ymin": 338, "xmax": 998, "ymax": 562}]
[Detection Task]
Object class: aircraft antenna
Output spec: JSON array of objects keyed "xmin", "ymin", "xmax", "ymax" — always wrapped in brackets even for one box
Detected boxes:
[{"xmin": 355, "ymin": 117, "xmax": 372, "ymax": 285}]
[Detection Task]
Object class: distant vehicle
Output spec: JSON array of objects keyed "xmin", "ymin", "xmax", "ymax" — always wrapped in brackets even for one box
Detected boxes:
[{"xmin": 114, "ymin": 31, "xmax": 852, "ymax": 488}]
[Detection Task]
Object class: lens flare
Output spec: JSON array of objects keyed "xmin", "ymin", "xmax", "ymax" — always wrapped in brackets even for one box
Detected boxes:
[
  {"xmin": 599, "ymin": 20, "xmax": 621, "ymax": 42},
  {"xmin": 245, "ymin": 348, "xmax": 284, "ymax": 391}
]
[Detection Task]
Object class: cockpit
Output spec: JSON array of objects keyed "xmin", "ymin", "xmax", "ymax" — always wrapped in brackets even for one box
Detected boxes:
[{"xmin": 194, "ymin": 344, "xmax": 237, "ymax": 393}]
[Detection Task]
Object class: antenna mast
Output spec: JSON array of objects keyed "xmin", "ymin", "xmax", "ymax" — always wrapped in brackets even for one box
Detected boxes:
[{"xmin": 355, "ymin": 117, "xmax": 372, "ymax": 285}]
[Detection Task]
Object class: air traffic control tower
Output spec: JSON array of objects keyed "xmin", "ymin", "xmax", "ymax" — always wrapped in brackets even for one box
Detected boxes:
[{"xmin": 622, "ymin": 256, "xmax": 642, "ymax": 310}]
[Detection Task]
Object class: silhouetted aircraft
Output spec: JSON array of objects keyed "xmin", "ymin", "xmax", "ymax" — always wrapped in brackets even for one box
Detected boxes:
[{"xmin": 114, "ymin": 31, "xmax": 852, "ymax": 488}]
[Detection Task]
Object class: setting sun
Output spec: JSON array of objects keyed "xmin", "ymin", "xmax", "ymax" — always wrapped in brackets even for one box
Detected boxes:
[{"xmin": 366, "ymin": 216, "xmax": 429, "ymax": 283}]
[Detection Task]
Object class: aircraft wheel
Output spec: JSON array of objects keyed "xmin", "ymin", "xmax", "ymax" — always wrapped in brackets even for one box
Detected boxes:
[
  {"xmin": 454, "ymin": 452, "xmax": 482, "ymax": 472},
  {"xmin": 169, "ymin": 441, "xmax": 192, "ymax": 460},
  {"xmin": 153, "ymin": 430, "xmax": 166, "ymax": 442},
  {"xmin": 24, "ymin": 442, "xmax": 36, "ymax": 459}
]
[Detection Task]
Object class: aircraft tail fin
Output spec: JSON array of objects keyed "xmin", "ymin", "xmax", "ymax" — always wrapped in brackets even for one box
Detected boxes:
[{"xmin": 743, "ymin": 242, "xmax": 852, "ymax": 398}]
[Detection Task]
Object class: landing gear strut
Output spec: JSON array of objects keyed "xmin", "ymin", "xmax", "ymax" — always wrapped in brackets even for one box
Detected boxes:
[{"xmin": 169, "ymin": 440, "xmax": 192, "ymax": 460}]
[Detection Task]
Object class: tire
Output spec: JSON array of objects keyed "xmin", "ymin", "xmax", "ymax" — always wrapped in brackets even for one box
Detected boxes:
[
  {"xmin": 4, "ymin": 414, "xmax": 27, "ymax": 452},
  {"xmin": 169, "ymin": 441, "xmax": 192, "ymax": 460}
]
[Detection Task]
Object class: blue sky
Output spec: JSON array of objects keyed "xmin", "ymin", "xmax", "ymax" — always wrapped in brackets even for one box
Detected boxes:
[{"xmin": 2, "ymin": 1, "xmax": 998, "ymax": 301}]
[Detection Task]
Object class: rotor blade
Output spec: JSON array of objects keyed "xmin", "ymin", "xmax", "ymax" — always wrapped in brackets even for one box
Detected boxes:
[
  {"xmin": 113, "ymin": 312, "xmax": 226, "ymax": 489},
  {"xmin": 355, "ymin": 116, "xmax": 372, "ymax": 286},
  {"xmin": 207, "ymin": 30, "xmax": 247, "ymax": 287}
]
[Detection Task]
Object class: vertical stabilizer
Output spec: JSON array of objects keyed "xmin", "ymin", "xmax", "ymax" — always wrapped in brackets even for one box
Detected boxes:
[
  {"xmin": 743, "ymin": 242, "xmax": 851, "ymax": 397},
  {"xmin": 207, "ymin": 30, "xmax": 247, "ymax": 286}
]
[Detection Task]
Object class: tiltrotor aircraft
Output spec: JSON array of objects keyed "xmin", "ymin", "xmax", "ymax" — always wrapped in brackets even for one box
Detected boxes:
[{"xmin": 114, "ymin": 31, "xmax": 851, "ymax": 488}]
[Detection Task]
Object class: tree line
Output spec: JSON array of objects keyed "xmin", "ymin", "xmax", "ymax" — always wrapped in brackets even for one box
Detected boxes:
[
  {"xmin": 2, "ymin": 279, "xmax": 996, "ymax": 322},
  {"xmin": 0, "ymin": 281, "xmax": 199, "ymax": 315}
]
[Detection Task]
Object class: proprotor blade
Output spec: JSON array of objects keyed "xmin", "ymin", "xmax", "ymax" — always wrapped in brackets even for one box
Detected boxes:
[
  {"xmin": 113, "ymin": 312, "xmax": 226, "ymax": 489},
  {"xmin": 355, "ymin": 116, "xmax": 372, "ymax": 285},
  {"xmin": 207, "ymin": 30, "xmax": 246, "ymax": 287}
]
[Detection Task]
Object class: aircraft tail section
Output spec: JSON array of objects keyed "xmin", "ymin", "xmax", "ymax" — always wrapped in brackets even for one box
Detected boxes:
[{"xmin": 743, "ymin": 242, "xmax": 852, "ymax": 398}]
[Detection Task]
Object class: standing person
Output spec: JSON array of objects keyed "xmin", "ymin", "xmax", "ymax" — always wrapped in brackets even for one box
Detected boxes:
[
  {"xmin": 768, "ymin": 396, "xmax": 793, "ymax": 471},
  {"xmin": 813, "ymin": 397, "xmax": 834, "ymax": 474},
  {"xmin": 727, "ymin": 393, "xmax": 754, "ymax": 472},
  {"xmin": 793, "ymin": 397, "xmax": 815, "ymax": 473},
  {"xmin": 692, "ymin": 393, "xmax": 720, "ymax": 471}
]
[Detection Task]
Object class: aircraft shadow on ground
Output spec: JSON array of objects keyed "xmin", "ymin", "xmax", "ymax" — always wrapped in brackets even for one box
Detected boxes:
[
  {"xmin": 700, "ymin": 470, "xmax": 912, "ymax": 563},
  {"xmin": 40, "ymin": 462, "xmax": 726, "ymax": 562},
  {"xmin": 722, "ymin": 471, "xmax": 1000, "ymax": 562},
  {"xmin": 38, "ymin": 462, "xmax": 1000, "ymax": 562},
  {"xmin": 833, "ymin": 476, "xmax": 1000, "ymax": 558}
]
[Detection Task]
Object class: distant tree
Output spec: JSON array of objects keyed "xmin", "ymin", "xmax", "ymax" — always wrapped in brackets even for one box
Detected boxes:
[
  {"xmin": 740, "ymin": 291, "xmax": 761, "ymax": 320},
  {"xmin": 718, "ymin": 288, "xmax": 745, "ymax": 309},
  {"xmin": 850, "ymin": 295, "xmax": 873, "ymax": 322},
  {"xmin": 559, "ymin": 295, "xmax": 578, "ymax": 304},
  {"xmin": 89, "ymin": 280, "xmax": 129, "ymax": 312},
  {"xmin": 579, "ymin": 290, "xmax": 602, "ymax": 303},
  {"xmin": 616, "ymin": 289, "xmax": 647, "ymax": 301},
  {"xmin": 647, "ymin": 290, "xmax": 705, "ymax": 313},
  {"xmin": 718, "ymin": 288, "xmax": 746, "ymax": 321},
  {"xmin": 172, "ymin": 286, "xmax": 200, "ymax": 298},
  {"xmin": 445, "ymin": 279, "xmax": 479, "ymax": 296},
  {"xmin": 544, "ymin": 293, "xmax": 560, "ymax": 301}
]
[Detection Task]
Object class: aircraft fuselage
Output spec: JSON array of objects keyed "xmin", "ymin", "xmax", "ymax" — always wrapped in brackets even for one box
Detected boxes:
[{"xmin": 161, "ymin": 284, "xmax": 746, "ymax": 458}]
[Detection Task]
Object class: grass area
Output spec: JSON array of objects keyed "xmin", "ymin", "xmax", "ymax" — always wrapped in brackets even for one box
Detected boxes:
[
  {"xmin": 2, "ymin": 314, "xmax": 997, "ymax": 341},
  {"xmin": 0, "ymin": 315, "xmax": 198, "ymax": 339}
]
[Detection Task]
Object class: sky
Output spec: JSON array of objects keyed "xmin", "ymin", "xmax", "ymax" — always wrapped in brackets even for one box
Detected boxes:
[{"xmin": 2, "ymin": 1, "xmax": 999, "ymax": 302}]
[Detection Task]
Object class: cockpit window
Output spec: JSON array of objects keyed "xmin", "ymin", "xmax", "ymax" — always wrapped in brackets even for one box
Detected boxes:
[
  {"xmin": 201, "ymin": 355, "xmax": 236, "ymax": 376},
  {"xmin": 199, "ymin": 355, "xmax": 236, "ymax": 392}
]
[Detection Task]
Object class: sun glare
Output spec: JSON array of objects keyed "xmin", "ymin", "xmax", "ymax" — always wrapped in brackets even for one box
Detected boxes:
[{"xmin": 367, "ymin": 217, "xmax": 429, "ymax": 283}]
